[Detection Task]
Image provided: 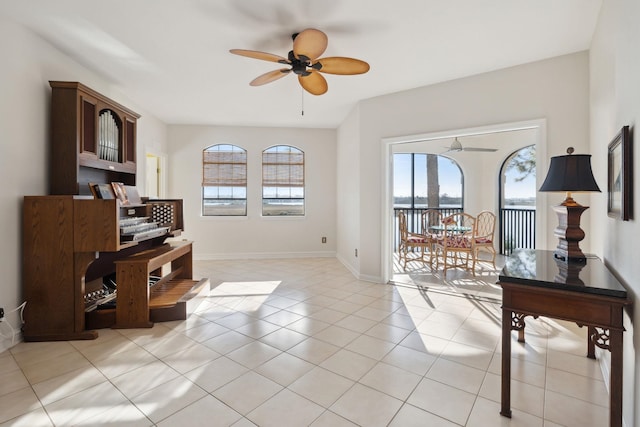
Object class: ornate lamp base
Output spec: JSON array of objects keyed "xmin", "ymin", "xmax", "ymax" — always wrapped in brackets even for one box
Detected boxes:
[{"xmin": 551, "ymin": 204, "xmax": 589, "ymax": 262}]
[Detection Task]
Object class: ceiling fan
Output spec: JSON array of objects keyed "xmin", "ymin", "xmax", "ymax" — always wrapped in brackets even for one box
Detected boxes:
[
  {"xmin": 443, "ymin": 137, "xmax": 498, "ymax": 153},
  {"xmin": 230, "ymin": 28, "xmax": 370, "ymax": 95}
]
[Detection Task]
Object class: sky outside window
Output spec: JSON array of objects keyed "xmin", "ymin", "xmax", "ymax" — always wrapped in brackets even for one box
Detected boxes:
[
  {"xmin": 393, "ymin": 154, "xmax": 462, "ymax": 198},
  {"xmin": 394, "ymin": 151, "xmax": 536, "ymax": 203}
]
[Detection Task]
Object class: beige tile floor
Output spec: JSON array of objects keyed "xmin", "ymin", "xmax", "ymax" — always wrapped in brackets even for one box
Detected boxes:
[{"xmin": 0, "ymin": 257, "xmax": 609, "ymax": 426}]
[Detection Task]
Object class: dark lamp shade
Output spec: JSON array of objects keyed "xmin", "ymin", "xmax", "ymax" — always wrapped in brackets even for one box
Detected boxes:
[{"xmin": 539, "ymin": 154, "xmax": 601, "ymax": 193}]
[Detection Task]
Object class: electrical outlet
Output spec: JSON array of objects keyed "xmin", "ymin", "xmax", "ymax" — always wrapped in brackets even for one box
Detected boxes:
[
  {"xmin": 355, "ymin": 249, "xmax": 358, "ymax": 257},
  {"xmin": 321, "ymin": 237, "xmax": 327, "ymax": 243}
]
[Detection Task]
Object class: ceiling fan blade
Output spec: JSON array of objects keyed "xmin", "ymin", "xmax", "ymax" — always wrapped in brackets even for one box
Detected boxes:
[
  {"xmin": 298, "ymin": 70, "xmax": 328, "ymax": 95},
  {"xmin": 449, "ymin": 137, "xmax": 497, "ymax": 152},
  {"xmin": 314, "ymin": 57, "xmax": 370, "ymax": 75},
  {"xmin": 462, "ymin": 147, "xmax": 498, "ymax": 152},
  {"xmin": 250, "ymin": 69, "xmax": 291, "ymax": 86},
  {"xmin": 229, "ymin": 49, "xmax": 289, "ymax": 64},
  {"xmin": 293, "ymin": 28, "xmax": 328, "ymax": 61}
]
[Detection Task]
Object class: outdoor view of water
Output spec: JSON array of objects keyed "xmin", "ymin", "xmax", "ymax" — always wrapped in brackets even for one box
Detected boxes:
[{"xmin": 203, "ymin": 200, "xmax": 304, "ymax": 216}]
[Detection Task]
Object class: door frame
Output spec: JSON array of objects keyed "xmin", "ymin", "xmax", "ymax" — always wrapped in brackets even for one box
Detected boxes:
[
  {"xmin": 380, "ymin": 119, "xmax": 548, "ymax": 284},
  {"xmin": 145, "ymin": 152, "xmax": 167, "ymax": 198}
]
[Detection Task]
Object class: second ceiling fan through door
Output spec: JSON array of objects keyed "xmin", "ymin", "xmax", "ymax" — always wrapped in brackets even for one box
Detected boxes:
[{"xmin": 443, "ymin": 138, "xmax": 498, "ymax": 153}]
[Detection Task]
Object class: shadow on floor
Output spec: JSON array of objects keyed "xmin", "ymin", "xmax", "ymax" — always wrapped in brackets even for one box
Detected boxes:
[{"xmin": 391, "ymin": 252, "xmax": 506, "ymax": 302}]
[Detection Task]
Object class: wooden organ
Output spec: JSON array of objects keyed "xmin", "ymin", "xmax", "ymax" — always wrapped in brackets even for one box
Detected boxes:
[{"xmin": 21, "ymin": 82, "xmax": 209, "ymax": 341}]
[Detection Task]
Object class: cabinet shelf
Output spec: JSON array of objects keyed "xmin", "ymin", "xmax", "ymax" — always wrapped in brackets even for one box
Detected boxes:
[
  {"xmin": 80, "ymin": 157, "xmax": 136, "ymax": 174},
  {"xmin": 49, "ymin": 81, "xmax": 140, "ymax": 196}
]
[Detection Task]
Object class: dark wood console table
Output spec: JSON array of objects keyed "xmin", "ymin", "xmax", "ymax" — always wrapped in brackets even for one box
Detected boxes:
[{"xmin": 498, "ymin": 249, "xmax": 631, "ymax": 427}]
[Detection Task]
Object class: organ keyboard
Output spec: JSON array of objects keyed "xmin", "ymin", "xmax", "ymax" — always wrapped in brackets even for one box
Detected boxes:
[{"xmin": 119, "ymin": 216, "xmax": 170, "ymax": 241}]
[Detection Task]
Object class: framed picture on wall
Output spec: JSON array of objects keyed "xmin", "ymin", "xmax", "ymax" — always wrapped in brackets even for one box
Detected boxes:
[{"xmin": 607, "ymin": 125, "xmax": 631, "ymax": 220}]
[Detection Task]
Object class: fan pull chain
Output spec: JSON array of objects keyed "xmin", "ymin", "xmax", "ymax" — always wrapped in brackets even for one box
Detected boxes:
[{"xmin": 301, "ymin": 88, "xmax": 304, "ymax": 116}]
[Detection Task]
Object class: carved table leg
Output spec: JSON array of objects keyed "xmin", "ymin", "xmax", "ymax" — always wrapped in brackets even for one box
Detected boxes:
[
  {"xmin": 589, "ymin": 326, "xmax": 620, "ymax": 427},
  {"xmin": 501, "ymin": 307, "xmax": 512, "ymax": 418},
  {"xmin": 511, "ymin": 312, "xmax": 527, "ymax": 343},
  {"xmin": 609, "ymin": 328, "xmax": 623, "ymax": 427},
  {"xmin": 587, "ymin": 326, "xmax": 596, "ymax": 359}
]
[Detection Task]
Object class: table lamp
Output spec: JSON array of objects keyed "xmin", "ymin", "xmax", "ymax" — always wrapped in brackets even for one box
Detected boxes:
[{"xmin": 539, "ymin": 147, "xmax": 601, "ymax": 262}]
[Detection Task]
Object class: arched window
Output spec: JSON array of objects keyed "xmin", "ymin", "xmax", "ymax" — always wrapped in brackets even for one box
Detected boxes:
[
  {"xmin": 262, "ymin": 145, "xmax": 304, "ymax": 216},
  {"xmin": 202, "ymin": 144, "xmax": 247, "ymax": 216},
  {"xmin": 499, "ymin": 145, "xmax": 536, "ymax": 254},
  {"xmin": 501, "ymin": 145, "xmax": 536, "ymax": 207}
]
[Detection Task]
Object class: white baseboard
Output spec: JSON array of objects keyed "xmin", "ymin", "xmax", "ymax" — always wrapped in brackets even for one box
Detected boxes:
[
  {"xmin": 194, "ymin": 251, "xmax": 336, "ymax": 261},
  {"xmin": 335, "ymin": 253, "xmax": 357, "ymax": 277},
  {"xmin": 357, "ymin": 273, "xmax": 384, "ymax": 283},
  {"xmin": 0, "ymin": 325, "xmax": 22, "ymax": 354},
  {"xmin": 0, "ymin": 306, "xmax": 26, "ymax": 354},
  {"xmin": 335, "ymin": 253, "xmax": 383, "ymax": 283},
  {"xmin": 194, "ymin": 251, "xmax": 385, "ymax": 284},
  {"xmin": 0, "ymin": 340, "xmax": 13, "ymax": 354}
]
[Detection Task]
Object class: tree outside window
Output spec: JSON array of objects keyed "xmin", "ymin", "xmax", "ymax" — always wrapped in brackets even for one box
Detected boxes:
[
  {"xmin": 393, "ymin": 153, "xmax": 463, "ymax": 209},
  {"xmin": 502, "ymin": 145, "xmax": 536, "ymax": 208}
]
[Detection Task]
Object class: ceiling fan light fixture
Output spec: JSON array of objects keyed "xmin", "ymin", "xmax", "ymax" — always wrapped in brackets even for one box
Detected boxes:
[
  {"xmin": 230, "ymin": 28, "xmax": 369, "ymax": 96},
  {"xmin": 442, "ymin": 137, "xmax": 498, "ymax": 153}
]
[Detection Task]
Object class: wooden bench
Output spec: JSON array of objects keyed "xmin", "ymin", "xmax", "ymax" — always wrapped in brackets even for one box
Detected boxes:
[{"xmin": 113, "ymin": 240, "xmax": 209, "ymax": 328}]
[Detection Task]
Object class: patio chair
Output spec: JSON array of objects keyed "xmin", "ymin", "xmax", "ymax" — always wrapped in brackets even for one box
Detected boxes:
[
  {"xmin": 472, "ymin": 210, "xmax": 497, "ymax": 272},
  {"xmin": 398, "ymin": 211, "xmax": 432, "ymax": 269},
  {"xmin": 421, "ymin": 209, "xmax": 443, "ymax": 235},
  {"xmin": 421, "ymin": 209, "xmax": 443, "ymax": 266},
  {"xmin": 434, "ymin": 212, "xmax": 476, "ymax": 276}
]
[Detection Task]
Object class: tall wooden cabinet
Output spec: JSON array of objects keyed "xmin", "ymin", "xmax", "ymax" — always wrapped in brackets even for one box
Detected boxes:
[
  {"xmin": 23, "ymin": 197, "xmax": 120, "ymax": 340},
  {"xmin": 49, "ymin": 81, "xmax": 139, "ymax": 195},
  {"xmin": 22, "ymin": 82, "xmax": 209, "ymax": 341}
]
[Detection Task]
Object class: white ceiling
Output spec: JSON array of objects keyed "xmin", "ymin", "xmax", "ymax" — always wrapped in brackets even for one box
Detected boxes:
[{"xmin": 2, "ymin": 0, "xmax": 602, "ymax": 129}]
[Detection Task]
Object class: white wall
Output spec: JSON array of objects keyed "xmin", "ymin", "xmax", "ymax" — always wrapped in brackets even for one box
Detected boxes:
[
  {"xmin": 590, "ymin": 1, "xmax": 640, "ymax": 424},
  {"xmin": 337, "ymin": 52, "xmax": 591, "ymax": 282},
  {"xmin": 167, "ymin": 125, "xmax": 337, "ymax": 259},
  {"xmin": 136, "ymin": 114, "xmax": 169, "ymax": 197},
  {"xmin": 336, "ymin": 107, "xmax": 361, "ymax": 276},
  {"xmin": 0, "ymin": 18, "xmax": 168, "ymax": 352}
]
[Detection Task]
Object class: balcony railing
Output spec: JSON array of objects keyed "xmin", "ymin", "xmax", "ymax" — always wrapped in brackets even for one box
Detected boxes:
[
  {"xmin": 392, "ymin": 207, "xmax": 535, "ymax": 255},
  {"xmin": 499, "ymin": 207, "xmax": 536, "ymax": 255}
]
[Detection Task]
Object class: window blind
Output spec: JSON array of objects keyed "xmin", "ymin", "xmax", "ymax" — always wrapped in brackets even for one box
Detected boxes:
[
  {"xmin": 262, "ymin": 149, "xmax": 304, "ymax": 187},
  {"xmin": 203, "ymin": 148, "xmax": 247, "ymax": 187}
]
